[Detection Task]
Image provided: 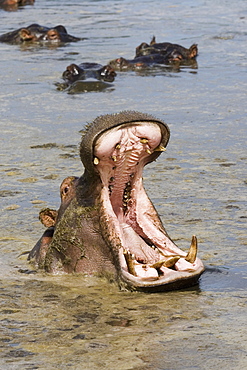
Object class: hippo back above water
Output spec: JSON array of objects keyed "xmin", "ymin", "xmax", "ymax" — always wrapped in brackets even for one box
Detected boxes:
[
  {"xmin": 0, "ymin": 24, "xmax": 82, "ymax": 44},
  {"xmin": 29, "ymin": 111, "xmax": 204, "ymax": 292}
]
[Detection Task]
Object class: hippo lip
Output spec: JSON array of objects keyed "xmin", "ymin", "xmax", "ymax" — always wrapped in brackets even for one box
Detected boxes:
[{"xmin": 91, "ymin": 116, "xmax": 204, "ymax": 291}]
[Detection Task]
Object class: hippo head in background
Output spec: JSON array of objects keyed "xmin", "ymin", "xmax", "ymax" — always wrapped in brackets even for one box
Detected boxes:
[
  {"xmin": 0, "ymin": 0, "xmax": 34, "ymax": 11},
  {"xmin": 0, "ymin": 24, "xmax": 82, "ymax": 44},
  {"xmin": 136, "ymin": 36, "xmax": 198, "ymax": 61},
  {"xmin": 29, "ymin": 111, "xmax": 204, "ymax": 292},
  {"xmin": 62, "ymin": 63, "xmax": 116, "ymax": 85}
]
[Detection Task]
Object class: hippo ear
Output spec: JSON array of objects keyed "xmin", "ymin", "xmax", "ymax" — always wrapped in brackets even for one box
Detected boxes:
[
  {"xmin": 189, "ymin": 44, "xmax": 198, "ymax": 58},
  {"xmin": 39, "ymin": 208, "xmax": 58, "ymax": 227},
  {"xmin": 54, "ymin": 25, "xmax": 68, "ymax": 34},
  {"xmin": 19, "ymin": 29, "xmax": 33, "ymax": 41},
  {"xmin": 62, "ymin": 64, "xmax": 82, "ymax": 82},
  {"xmin": 150, "ymin": 36, "xmax": 156, "ymax": 45}
]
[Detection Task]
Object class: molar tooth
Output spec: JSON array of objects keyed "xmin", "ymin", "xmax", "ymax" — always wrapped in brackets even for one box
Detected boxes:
[
  {"xmin": 111, "ymin": 155, "xmax": 117, "ymax": 162},
  {"xmin": 123, "ymin": 250, "xmax": 137, "ymax": 276},
  {"xmin": 185, "ymin": 235, "xmax": 197, "ymax": 264},
  {"xmin": 146, "ymin": 149, "xmax": 152, "ymax": 154},
  {"xmin": 154, "ymin": 145, "xmax": 166, "ymax": 152},
  {"xmin": 140, "ymin": 138, "xmax": 148, "ymax": 144},
  {"xmin": 115, "ymin": 143, "xmax": 121, "ymax": 149},
  {"xmin": 93, "ymin": 157, "xmax": 99, "ymax": 165}
]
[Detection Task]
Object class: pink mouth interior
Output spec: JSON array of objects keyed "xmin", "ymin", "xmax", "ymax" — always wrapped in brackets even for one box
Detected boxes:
[{"xmin": 93, "ymin": 122, "xmax": 204, "ymax": 284}]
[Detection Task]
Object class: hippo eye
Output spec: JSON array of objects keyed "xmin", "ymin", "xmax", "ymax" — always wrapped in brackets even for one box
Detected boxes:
[{"xmin": 47, "ymin": 30, "xmax": 59, "ymax": 40}]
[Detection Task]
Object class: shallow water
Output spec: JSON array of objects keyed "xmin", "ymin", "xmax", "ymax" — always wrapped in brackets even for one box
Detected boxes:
[{"xmin": 0, "ymin": 0, "xmax": 246, "ymax": 369}]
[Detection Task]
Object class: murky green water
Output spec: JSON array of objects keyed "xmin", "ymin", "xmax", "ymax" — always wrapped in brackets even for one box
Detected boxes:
[{"xmin": 0, "ymin": 0, "xmax": 246, "ymax": 369}]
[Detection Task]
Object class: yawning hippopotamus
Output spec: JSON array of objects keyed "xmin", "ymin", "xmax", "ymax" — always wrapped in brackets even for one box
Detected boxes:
[
  {"xmin": 135, "ymin": 36, "xmax": 198, "ymax": 61},
  {"xmin": 0, "ymin": 23, "xmax": 81, "ymax": 44},
  {"xmin": 29, "ymin": 111, "xmax": 204, "ymax": 292},
  {"xmin": 56, "ymin": 63, "xmax": 116, "ymax": 92}
]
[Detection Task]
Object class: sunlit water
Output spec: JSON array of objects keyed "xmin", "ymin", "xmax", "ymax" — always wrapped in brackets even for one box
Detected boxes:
[{"xmin": 0, "ymin": 1, "xmax": 246, "ymax": 369}]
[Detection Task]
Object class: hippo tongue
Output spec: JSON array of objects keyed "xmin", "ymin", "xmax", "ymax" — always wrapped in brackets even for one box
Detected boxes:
[{"xmin": 120, "ymin": 223, "xmax": 160, "ymax": 264}]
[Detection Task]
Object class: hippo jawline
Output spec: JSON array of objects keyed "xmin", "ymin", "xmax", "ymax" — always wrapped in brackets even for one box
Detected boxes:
[{"xmin": 88, "ymin": 112, "xmax": 204, "ymax": 291}]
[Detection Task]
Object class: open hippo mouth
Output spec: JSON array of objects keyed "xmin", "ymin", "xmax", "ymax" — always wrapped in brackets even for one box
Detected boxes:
[
  {"xmin": 30, "ymin": 111, "xmax": 204, "ymax": 292},
  {"xmin": 79, "ymin": 111, "xmax": 204, "ymax": 291}
]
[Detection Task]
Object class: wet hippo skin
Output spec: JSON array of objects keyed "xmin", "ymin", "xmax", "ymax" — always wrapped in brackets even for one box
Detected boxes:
[
  {"xmin": 0, "ymin": 23, "xmax": 81, "ymax": 44},
  {"xmin": 29, "ymin": 111, "xmax": 204, "ymax": 292}
]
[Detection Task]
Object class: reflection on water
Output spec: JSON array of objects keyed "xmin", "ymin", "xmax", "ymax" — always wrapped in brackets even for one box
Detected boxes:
[
  {"xmin": 0, "ymin": 0, "xmax": 246, "ymax": 369},
  {"xmin": 0, "ymin": 272, "xmax": 246, "ymax": 369}
]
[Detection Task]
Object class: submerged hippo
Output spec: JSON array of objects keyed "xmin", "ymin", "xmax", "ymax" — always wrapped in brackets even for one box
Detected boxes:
[
  {"xmin": 29, "ymin": 111, "xmax": 204, "ymax": 292},
  {"xmin": 0, "ymin": 23, "xmax": 81, "ymax": 44},
  {"xmin": 0, "ymin": 0, "xmax": 34, "ymax": 11},
  {"xmin": 56, "ymin": 63, "xmax": 116, "ymax": 92},
  {"xmin": 110, "ymin": 37, "xmax": 198, "ymax": 72},
  {"xmin": 62, "ymin": 63, "xmax": 116, "ymax": 84},
  {"xmin": 135, "ymin": 36, "xmax": 198, "ymax": 61}
]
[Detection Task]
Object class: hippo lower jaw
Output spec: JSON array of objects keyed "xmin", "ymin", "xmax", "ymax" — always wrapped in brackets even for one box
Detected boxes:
[{"xmin": 93, "ymin": 119, "xmax": 204, "ymax": 291}]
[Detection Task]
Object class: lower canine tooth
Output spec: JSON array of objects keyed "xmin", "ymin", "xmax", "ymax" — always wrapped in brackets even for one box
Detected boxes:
[
  {"xmin": 123, "ymin": 250, "xmax": 137, "ymax": 276},
  {"xmin": 185, "ymin": 235, "xmax": 197, "ymax": 263}
]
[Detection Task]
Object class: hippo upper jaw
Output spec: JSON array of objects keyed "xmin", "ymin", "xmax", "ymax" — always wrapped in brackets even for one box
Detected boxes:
[{"xmin": 89, "ymin": 112, "xmax": 204, "ymax": 291}]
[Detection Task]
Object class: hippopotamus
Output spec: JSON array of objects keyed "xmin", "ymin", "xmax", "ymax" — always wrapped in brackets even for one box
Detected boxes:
[
  {"xmin": 135, "ymin": 36, "xmax": 198, "ymax": 61},
  {"xmin": 109, "ymin": 37, "xmax": 198, "ymax": 72},
  {"xmin": 0, "ymin": 24, "xmax": 82, "ymax": 44},
  {"xmin": 0, "ymin": 0, "xmax": 34, "ymax": 11},
  {"xmin": 29, "ymin": 111, "xmax": 204, "ymax": 292},
  {"xmin": 56, "ymin": 63, "xmax": 117, "ymax": 92}
]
